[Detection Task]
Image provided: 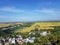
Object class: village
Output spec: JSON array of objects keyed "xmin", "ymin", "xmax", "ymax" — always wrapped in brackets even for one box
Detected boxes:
[
  {"xmin": 0, "ymin": 28, "xmax": 51, "ymax": 45},
  {"xmin": 0, "ymin": 22, "xmax": 60, "ymax": 45}
]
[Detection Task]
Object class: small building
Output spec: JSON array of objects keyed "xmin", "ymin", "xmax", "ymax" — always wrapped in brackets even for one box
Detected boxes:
[{"xmin": 40, "ymin": 31, "xmax": 51, "ymax": 36}]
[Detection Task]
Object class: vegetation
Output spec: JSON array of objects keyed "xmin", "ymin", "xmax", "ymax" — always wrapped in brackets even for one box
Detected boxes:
[{"xmin": 0, "ymin": 22, "xmax": 60, "ymax": 45}]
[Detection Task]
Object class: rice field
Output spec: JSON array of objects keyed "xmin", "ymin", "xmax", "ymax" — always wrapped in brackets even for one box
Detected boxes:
[
  {"xmin": 16, "ymin": 22, "xmax": 60, "ymax": 33},
  {"xmin": 0, "ymin": 22, "xmax": 60, "ymax": 33},
  {"xmin": 0, "ymin": 23, "xmax": 15, "ymax": 28}
]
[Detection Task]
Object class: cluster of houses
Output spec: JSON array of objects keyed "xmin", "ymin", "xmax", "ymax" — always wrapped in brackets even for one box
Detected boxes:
[
  {"xmin": 0, "ymin": 34, "xmax": 35, "ymax": 45},
  {"xmin": 29, "ymin": 30, "xmax": 51, "ymax": 36},
  {"xmin": 0, "ymin": 29, "xmax": 51, "ymax": 45}
]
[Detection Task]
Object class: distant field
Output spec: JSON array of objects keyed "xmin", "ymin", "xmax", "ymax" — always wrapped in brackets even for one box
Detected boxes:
[
  {"xmin": 16, "ymin": 22, "xmax": 60, "ymax": 33},
  {"xmin": 0, "ymin": 22, "xmax": 24, "ymax": 28},
  {"xmin": 0, "ymin": 23, "xmax": 15, "ymax": 28},
  {"xmin": 0, "ymin": 22, "xmax": 60, "ymax": 33}
]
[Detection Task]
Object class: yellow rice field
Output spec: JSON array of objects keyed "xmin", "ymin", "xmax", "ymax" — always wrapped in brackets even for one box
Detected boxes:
[
  {"xmin": 0, "ymin": 23, "xmax": 15, "ymax": 28},
  {"xmin": 16, "ymin": 22, "xmax": 60, "ymax": 33}
]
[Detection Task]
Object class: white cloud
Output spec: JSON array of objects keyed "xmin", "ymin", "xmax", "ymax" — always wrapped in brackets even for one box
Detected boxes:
[
  {"xmin": 35, "ymin": 9, "xmax": 59, "ymax": 15},
  {"xmin": 0, "ymin": 16, "xmax": 9, "ymax": 18},
  {"xmin": 16, "ymin": 16, "xmax": 30, "ymax": 20},
  {"xmin": 0, "ymin": 15, "xmax": 28, "ymax": 22},
  {"xmin": 0, "ymin": 7, "xmax": 35, "ymax": 15},
  {"xmin": 0, "ymin": 15, "xmax": 31, "ymax": 21},
  {"xmin": 0, "ymin": 7, "xmax": 24, "ymax": 13},
  {"xmin": 0, "ymin": 7, "xmax": 60, "ymax": 16}
]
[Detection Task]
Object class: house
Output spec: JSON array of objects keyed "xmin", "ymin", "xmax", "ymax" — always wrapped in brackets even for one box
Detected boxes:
[{"xmin": 40, "ymin": 31, "xmax": 51, "ymax": 36}]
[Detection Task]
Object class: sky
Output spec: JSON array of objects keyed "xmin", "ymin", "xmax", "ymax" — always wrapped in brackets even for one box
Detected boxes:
[{"xmin": 0, "ymin": 0, "xmax": 60, "ymax": 22}]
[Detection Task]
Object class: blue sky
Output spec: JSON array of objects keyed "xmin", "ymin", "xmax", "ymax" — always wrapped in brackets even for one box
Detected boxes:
[{"xmin": 0, "ymin": 0, "xmax": 60, "ymax": 22}]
